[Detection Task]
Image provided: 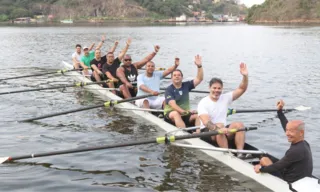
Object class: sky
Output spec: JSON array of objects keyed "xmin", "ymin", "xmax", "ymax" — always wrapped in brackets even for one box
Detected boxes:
[{"xmin": 240, "ymin": 0, "xmax": 265, "ymax": 7}]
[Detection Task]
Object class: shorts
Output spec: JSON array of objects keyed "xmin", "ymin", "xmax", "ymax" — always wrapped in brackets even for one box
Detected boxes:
[
  {"xmin": 90, "ymin": 73, "xmax": 107, "ymax": 82},
  {"xmin": 164, "ymin": 111, "xmax": 194, "ymax": 127},
  {"xmin": 135, "ymin": 96, "xmax": 165, "ymax": 109},
  {"xmin": 116, "ymin": 87, "xmax": 137, "ymax": 98}
]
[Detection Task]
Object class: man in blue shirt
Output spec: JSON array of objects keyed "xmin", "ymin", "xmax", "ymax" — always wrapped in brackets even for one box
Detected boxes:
[
  {"xmin": 135, "ymin": 58, "xmax": 179, "ymax": 109},
  {"xmin": 164, "ymin": 55, "xmax": 203, "ymax": 128}
]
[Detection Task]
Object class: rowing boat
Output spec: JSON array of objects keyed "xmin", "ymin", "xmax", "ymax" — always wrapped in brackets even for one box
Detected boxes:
[{"xmin": 62, "ymin": 61, "xmax": 320, "ymax": 192}]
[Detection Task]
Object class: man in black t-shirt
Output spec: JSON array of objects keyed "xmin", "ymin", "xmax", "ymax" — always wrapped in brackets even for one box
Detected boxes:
[
  {"xmin": 102, "ymin": 38, "xmax": 131, "ymax": 92},
  {"xmin": 90, "ymin": 49, "xmax": 106, "ymax": 82},
  {"xmin": 254, "ymin": 100, "xmax": 313, "ymax": 183}
]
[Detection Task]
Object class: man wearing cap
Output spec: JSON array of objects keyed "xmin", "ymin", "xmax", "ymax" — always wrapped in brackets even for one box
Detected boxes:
[
  {"xmin": 80, "ymin": 35, "xmax": 106, "ymax": 76},
  {"xmin": 254, "ymin": 100, "xmax": 313, "ymax": 183}
]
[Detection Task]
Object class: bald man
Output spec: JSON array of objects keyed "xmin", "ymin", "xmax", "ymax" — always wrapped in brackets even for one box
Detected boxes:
[{"xmin": 254, "ymin": 100, "xmax": 313, "ymax": 183}]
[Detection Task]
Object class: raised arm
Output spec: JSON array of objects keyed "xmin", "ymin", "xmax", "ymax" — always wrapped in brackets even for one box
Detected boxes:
[
  {"xmin": 109, "ymin": 41, "xmax": 119, "ymax": 53},
  {"xmin": 133, "ymin": 45, "xmax": 160, "ymax": 69},
  {"xmin": 162, "ymin": 57, "xmax": 179, "ymax": 77},
  {"xmin": 277, "ymin": 100, "xmax": 288, "ymax": 132},
  {"xmin": 193, "ymin": 55, "xmax": 204, "ymax": 87},
  {"xmin": 88, "ymin": 43, "xmax": 95, "ymax": 51},
  {"xmin": 232, "ymin": 62, "xmax": 248, "ymax": 101},
  {"xmin": 118, "ymin": 38, "xmax": 132, "ymax": 61},
  {"xmin": 95, "ymin": 35, "xmax": 106, "ymax": 50}
]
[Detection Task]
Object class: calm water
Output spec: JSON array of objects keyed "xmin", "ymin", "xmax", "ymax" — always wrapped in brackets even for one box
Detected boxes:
[{"xmin": 0, "ymin": 23, "xmax": 319, "ymax": 191}]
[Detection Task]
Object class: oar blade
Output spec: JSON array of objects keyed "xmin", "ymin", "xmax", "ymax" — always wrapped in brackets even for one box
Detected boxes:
[
  {"xmin": 295, "ymin": 106, "xmax": 311, "ymax": 111},
  {"xmin": 0, "ymin": 157, "xmax": 9, "ymax": 164}
]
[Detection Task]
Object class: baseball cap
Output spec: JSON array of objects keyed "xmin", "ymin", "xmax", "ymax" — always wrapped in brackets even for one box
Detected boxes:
[{"xmin": 83, "ymin": 46, "xmax": 89, "ymax": 50}]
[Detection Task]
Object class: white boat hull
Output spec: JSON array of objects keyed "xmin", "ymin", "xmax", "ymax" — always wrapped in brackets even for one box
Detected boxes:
[{"xmin": 62, "ymin": 61, "xmax": 319, "ymax": 192}]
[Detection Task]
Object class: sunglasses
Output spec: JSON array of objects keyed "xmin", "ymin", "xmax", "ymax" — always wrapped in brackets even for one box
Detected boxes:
[{"xmin": 124, "ymin": 59, "xmax": 132, "ymax": 61}]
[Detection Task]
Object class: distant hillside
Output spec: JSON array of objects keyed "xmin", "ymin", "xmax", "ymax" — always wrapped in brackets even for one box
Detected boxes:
[
  {"xmin": 247, "ymin": 0, "xmax": 320, "ymax": 23},
  {"xmin": 0, "ymin": 0, "xmax": 247, "ymax": 22}
]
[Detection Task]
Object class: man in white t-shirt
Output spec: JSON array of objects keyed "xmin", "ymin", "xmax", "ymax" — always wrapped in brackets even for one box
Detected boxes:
[
  {"xmin": 72, "ymin": 44, "xmax": 94, "ymax": 69},
  {"xmin": 197, "ymin": 63, "xmax": 248, "ymax": 152},
  {"xmin": 135, "ymin": 59, "xmax": 179, "ymax": 109}
]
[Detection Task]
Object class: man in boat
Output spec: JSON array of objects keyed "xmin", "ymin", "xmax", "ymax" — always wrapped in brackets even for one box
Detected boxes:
[
  {"xmin": 254, "ymin": 100, "xmax": 313, "ymax": 183},
  {"xmin": 135, "ymin": 57, "xmax": 180, "ymax": 109},
  {"xmin": 116, "ymin": 45, "xmax": 160, "ymax": 99},
  {"xmin": 72, "ymin": 44, "xmax": 93, "ymax": 69},
  {"xmin": 197, "ymin": 63, "xmax": 248, "ymax": 152},
  {"xmin": 80, "ymin": 35, "xmax": 106, "ymax": 76},
  {"xmin": 102, "ymin": 38, "xmax": 131, "ymax": 91},
  {"xmin": 90, "ymin": 41, "xmax": 119, "ymax": 83},
  {"xmin": 163, "ymin": 55, "xmax": 203, "ymax": 128}
]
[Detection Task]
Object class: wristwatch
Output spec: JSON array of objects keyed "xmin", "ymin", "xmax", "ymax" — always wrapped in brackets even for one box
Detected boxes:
[{"xmin": 197, "ymin": 65, "xmax": 202, "ymax": 68}]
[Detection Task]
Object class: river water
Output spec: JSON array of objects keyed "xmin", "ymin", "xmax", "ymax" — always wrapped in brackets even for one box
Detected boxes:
[{"xmin": 0, "ymin": 23, "xmax": 319, "ymax": 191}]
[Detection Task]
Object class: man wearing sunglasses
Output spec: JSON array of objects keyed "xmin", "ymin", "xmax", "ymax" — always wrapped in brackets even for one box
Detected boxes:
[
  {"xmin": 117, "ymin": 45, "xmax": 160, "ymax": 99},
  {"xmin": 102, "ymin": 38, "xmax": 131, "ymax": 92}
]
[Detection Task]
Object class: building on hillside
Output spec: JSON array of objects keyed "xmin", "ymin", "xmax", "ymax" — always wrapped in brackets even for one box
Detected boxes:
[{"xmin": 176, "ymin": 14, "xmax": 187, "ymax": 22}]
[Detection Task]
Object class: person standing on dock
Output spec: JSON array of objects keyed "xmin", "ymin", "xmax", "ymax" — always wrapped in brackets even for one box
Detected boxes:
[
  {"xmin": 135, "ymin": 57, "xmax": 180, "ymax": 109},
  {"xmin": 163, "ymin": 55, "xmax": 203, "ymax": 128},
  {"xmin": 197, "ymin": 63, "xmax": 248, "ymax": 154},
  {"xmin": 117, "ymin": 45, "xmax": 161, "ymax": 99},
  {"xmin": 254, "ymin": 100, "xmax": 313, "ymax": 183}
]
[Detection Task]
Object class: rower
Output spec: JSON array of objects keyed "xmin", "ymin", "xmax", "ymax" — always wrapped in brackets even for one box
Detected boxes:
[
  {"xmin": 90, "ymin": 41, "xmax": 119, "ymax": 83},
  {"xmin": 90, "ymin": 49, "xmax": 106, "ymax": 83},
  {"xmin": 72, "ymin": 44, "xmax": 84, "ymax": 69},
  {"xmin": 102, "ymin": 38, "xmax": 131, "ymax": 93},
  {"xmin": 80, "ymin": 35, "xmax": 106, "ymax": 76},
  {"xmin": 197, "ymin": 63, "xmax": 248, "ymax": 153},
  {"xmin": 117, "ymin": 45, "xmax": 160, "ymax": 99},
  {"xmin": 254, "ymin": 100, "xmax": 313, "ymax": 183},
  {"xmin": 163, "ymin": 55, "xmax": 203, "ymax": 128},
  {"xmin": 135, "ymin": 57, "xmax": 179, "ymax": 109}
]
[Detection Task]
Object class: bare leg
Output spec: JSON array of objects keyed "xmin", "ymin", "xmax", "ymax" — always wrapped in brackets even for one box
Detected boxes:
[
  {"xmin": 260, "ymin": 157, "xmax": 273, "ymax": 166},
  {"xmin": 169, "ymin": 111, "xmax": 186, "ymax": 128},
  {"xmin": 73, "ymin": 62, "xmax": 80, "ymax": 69},
  {"xmin": 93, "ymin": 71, "xmax": 102, "ymax": 85},
  {"xmin": 215, "ymin": 135, "xmax": 228, "ymax": 148},
  {"xmin": 82, "ymin": 69, "xmax": 89, "ymax": 77},
  {"xmin": 228, "ymin": 122, "xmax": 245, "ymax": 150},
  {"xmin": 142, "ymin": 99, "xmax": 150, "ymax": 109},
  {"xmin": 107, "ymin": 82, "xmax": 116, "ymax": 94},
  {"xmin": 120, "ymin": 85, "xmax": 132, "ymax": 99}
]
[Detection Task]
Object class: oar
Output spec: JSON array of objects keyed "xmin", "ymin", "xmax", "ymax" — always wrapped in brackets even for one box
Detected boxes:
[
  {"xmin": 0, "ymin": 127, "xmax": 257, "ymax": 164},
  {"xmin": 227, "ymin": 106, "xmax": 311, "ymax": 115},
  {"xmin": 160, "ymin": 88, "xmax": 209, "ymax": 94},
  {"xmin": 0, "ymin": 69, "xmax": 80, "ymax": 81},
  {"xmin": 20, "ymin": 92, "xmax": 164, "ymax": 122},
  {"xmin": 0, "ymin": 80, "xmax": 112, "ymax": 95}
]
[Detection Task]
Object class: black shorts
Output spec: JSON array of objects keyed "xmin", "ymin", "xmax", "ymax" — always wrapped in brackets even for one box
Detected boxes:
[
  {"xmin": 90, "ymin": 73, "xmax": 107, "ymax": 82},
  {"xmin": 164, "ymin": 111, "xmax": 194, "ymax": 127},
  {"xmin": 116, "ymin": 87, "xmax": 137, "ymax": 98}
]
